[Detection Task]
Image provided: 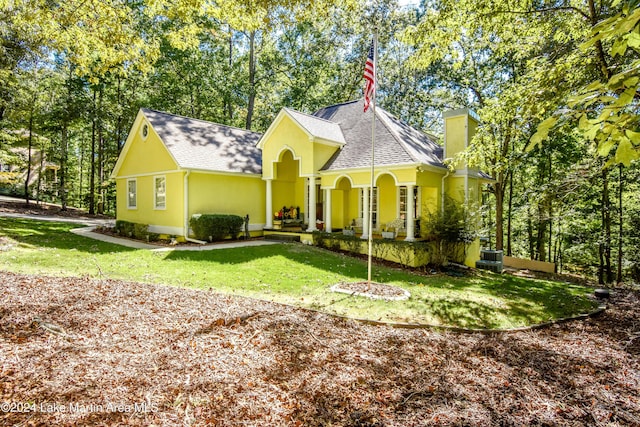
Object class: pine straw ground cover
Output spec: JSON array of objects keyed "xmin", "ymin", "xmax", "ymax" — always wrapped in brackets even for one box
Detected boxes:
[{"xmin": 1, "ymin": 272, "xmax": 639, "ymax": 426}]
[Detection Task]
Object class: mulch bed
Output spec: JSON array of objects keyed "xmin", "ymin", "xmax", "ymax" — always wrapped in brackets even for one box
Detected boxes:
[
  {"xmin": 331, "ymin": 281, "xmax": 411, "ymax": 301},
  {"xmin": 1, "ymin": 271, "xmax": 639, "ymax": 426}
]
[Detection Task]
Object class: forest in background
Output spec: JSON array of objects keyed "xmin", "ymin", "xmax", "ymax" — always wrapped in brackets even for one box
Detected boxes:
[{"xmin": 1, "ymin": 0, "xmax": 639, "ymax": 284}]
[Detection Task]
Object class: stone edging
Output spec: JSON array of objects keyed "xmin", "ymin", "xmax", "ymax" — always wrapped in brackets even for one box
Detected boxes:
[
  {"xmin": 329, "ymin": 282, "xmax": 411, "ymax": 301},
  {"xmin": 319, "ymin": 304, "xmax": 608, "ymax": 334}
]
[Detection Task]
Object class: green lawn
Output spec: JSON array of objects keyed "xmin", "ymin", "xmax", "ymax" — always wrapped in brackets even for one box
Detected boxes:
[{"xmin": 0, "ymin": 217, "xmax": 600, "ymax": 329}]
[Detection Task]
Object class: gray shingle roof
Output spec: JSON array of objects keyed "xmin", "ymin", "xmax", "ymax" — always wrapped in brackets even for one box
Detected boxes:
[
  {"xmin": 312, "ymin": 100, "xmax": 444, "ymax": 171},
  {"xmin": 284, "ymin": 108, "xmax": 346, "ymax": 144},
  {"xmin": 142, "ymin": 109, "xmax": 262, "ymax": 174}
]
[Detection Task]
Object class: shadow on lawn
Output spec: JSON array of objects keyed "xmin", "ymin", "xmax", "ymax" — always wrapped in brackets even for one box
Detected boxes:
[
  {"xmin": 0, "ymin": 217, "xmax": 134, "ymax": 254},
  {"xmin": 162, "ymin": 243, "xmax": 370, "ymax": 278},
  {"xmin": 418, "ymin": 273, "xmax": 598, "ymax": 329},
  {"xmin": 1, "ymin": 216, "xmax": 598, "ymax": 329}
]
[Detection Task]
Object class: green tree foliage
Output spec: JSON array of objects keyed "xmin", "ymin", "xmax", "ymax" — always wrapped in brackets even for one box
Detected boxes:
[
  {"xmin": 529, "ymin": 0, "xmax": 640, "ymax": 167},
  {"xmin": 2, "ymin": 0, "xmax": 639, "ymax": 283}
]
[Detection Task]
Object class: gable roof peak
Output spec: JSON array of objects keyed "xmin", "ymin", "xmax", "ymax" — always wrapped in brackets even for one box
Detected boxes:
[
  {"xmin": 313, "ymin": 99, "xmax": 444, "ymax": 171},
  {"xmin": 141, "ymin": 108, "xmax": 262, "ymax": 175}
]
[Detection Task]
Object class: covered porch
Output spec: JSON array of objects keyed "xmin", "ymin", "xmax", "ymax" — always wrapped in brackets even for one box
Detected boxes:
[{"xmin": 317, "ymin": 167, "xmax": 442, "ymax": 241}]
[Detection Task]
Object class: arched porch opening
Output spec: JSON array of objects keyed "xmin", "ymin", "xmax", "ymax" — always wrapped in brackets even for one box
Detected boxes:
[
  {"xmin": 375, "ymin": 173, "xmax": 397, "ymax": 230},
  {"xmin": 329, "ymin": 176, "xmax": 358, "ymax": 230},
  {"xmin": 272, "ymin": 149, "xmax": 305, "ymax": 226}
]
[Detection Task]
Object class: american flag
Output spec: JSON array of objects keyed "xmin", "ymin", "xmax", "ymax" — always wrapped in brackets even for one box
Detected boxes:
[{"xmin": 363, "ymin": 40, "xmax": 375, "ymax": 112}]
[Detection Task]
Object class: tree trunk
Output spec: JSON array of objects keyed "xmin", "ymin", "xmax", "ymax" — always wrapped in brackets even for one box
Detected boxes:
[
  {"xmin": 617, "ymin": 164, "xmax": 623, "ymax": 283},
  {"xmin": 116, "ymin": 75, "xmax": 124, "ymax": 152},
  {"xmin": 97, "ymin": 86, "xmax": 104, "ymax": 215},
  {"xmin": 494, "ymin": 177, "xmax": 505, "ymax": 251},
  {"xmin": 89, "ymin": 88, "xmax": 96, "ymax": 215},
  {"xmin": 598, "ymin": 241, "xmax": 605, "ymax": 285},
  {"xmin": 24, "ymin": 104, "xmax": 34, "ymax": 205},
  {"xmin": 226, "ymin": 25, "xmax": 234, "ymax": 122},
  {"xmin": 59, "ymin": 125, "xmax": 68, "ymax": 210},
  {"xmin": 506, "ymin": 169, "xmax": 513, "ymax": 256},
  {"xmin": 600, "ymin": 167, "xmax": 613, "ymax": 284},
  {"xmin": 527, "ymin": 202, "xmax": 534, "ymax": 259},
  {"xmin": 79, "ymin": 130, "xmax": 84, "ymax": 209},
  {"xmin": 604, "ymin": 168, "xmax": 613, "ymax": 283},
  {"xmin": 36, "ymin": 136, "xmax": 44, "ymax": 205},
  {"xmin": 547, "ymin": 152, "xmax": 553, "ymax": 262},
  {"xmin": 536, "ymin": 201, "xmax": 546, "ymax": 262},
  {"xmin": 245, "ymin": 30, "xmax": 256, "ymax": 131}
]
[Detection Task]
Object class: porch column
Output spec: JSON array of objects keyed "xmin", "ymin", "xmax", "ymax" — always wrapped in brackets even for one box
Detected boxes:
[
  {"xmin": 265, "ymin": 178, "xmax": 273, "ymax": 229},
  {"xmin": 405, "ymin": 184, "xmax": 416, "ymax": 241},
  {"xmin": 307, "ymin": 177, "xmax": 317, "ymax": 231},
  {"xmin": 361, "ymin": 187, "xmax": 369, "ymax": 239},
  {"xmin": 325, "ymin": 188, "xmax": 332, "ymax": 233}
]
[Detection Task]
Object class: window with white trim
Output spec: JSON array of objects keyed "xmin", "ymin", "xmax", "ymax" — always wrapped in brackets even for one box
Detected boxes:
[
  {"xmin": 127, "ymin": 179, "xmax": 137, "ymax": 209},
  {"xmin": 359, "ymin": 187, "xmax": 378, "ymax": 228},
  {"xmin": 399, "ymin": 186, "xmax": 419, "ymax": 225},
  {"xmin": 154, "ymin": 176, "xmax": 166, "ymax": 209}
]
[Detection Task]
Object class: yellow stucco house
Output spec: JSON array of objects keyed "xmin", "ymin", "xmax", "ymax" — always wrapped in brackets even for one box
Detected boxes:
[{"xmin": 112, "ymin": 100, "xmax": 489, "ymax": 264}]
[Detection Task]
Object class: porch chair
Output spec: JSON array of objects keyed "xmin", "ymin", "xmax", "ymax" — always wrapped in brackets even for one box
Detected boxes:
[{"xmin": 386, "ymin": 218, "xmax": 406, "ymax": 236}]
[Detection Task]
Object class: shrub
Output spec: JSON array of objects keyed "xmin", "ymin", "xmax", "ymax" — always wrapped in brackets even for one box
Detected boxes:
[
  {"xmin": 190, "ymin": 214, "xmax": 244, "ymax": 241},
  {"xmin": 115, "ymin": 220, "xmax": 151, "ymax": 240},
  {"xmin": 133, "ymin": 223, "xmax": 149, "ymax": 240},
  {"xmin": 421, "ymin": 196, "xmax": 477, "ymax": 265},
  {"xmin": 115, "ymin": 220, "xmax": 135, "ymax": 237}
]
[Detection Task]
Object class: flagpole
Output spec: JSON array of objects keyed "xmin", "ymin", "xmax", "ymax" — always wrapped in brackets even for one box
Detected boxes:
[{"xmin": 367, "ymin": 31, "xmax": 377, "ymax": 284}]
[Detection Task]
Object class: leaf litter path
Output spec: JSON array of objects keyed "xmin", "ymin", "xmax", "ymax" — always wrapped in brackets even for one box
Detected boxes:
[{"xmin": 1, "ymin": 272, "xmax": 638, "ymax": 426}]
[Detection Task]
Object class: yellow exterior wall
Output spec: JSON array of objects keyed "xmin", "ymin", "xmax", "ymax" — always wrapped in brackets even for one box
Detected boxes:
[
  {"xmin": 444, "ymin": 175, "xmax": 483, "ymax": 267},
  {"xmin": 115, "ymin": 171, "xmax": 185, "ymax": 235},
  {"xmin": 188, "ymin": 172, "xmax": 265, "ymax": 224},
  {"xmin": 377, "ymin": 174, "xmax": 396, "ymax": 226},
  {"xmin": 420, "ymin": 187, "xmax": 439, "ymax": 220},
  {"xmin": 441, "ymin": 109, "xmax": 484, "ymax": 266},
  {"xmin": 114, "ymin": 113, "xmax": 184, "ymax": 235},
  {"xmin": 322, "ymin": 167, "xmax": 418, "ymax": 189},
  {"xmin": 392, "ymin": 168, "xmax": 417, "ymax": 184},
  {"xmin": 260, "ymin": 115, "xmax": 309, "ymax": 179},
  {"xmin": 444, "ymin": 115, "xmax": 467, "ymax": 165},
  {"xmin": 417, "ymin": 170, "xmax": 444, "ymax": 219},
  {"xmin": 313, "ymin": 143, "xmax": 339, "ymax": 173},
  {"xmin": 446, "ymin": 176, "xmax": 467, "ymax": 203},
  {"xmin": 504, "ymin": 256, "xmax": 556, "ymax": 273},
  {"xmin": 260, "ymin": 114, "xmax": 339, "ymax": 179},
  {"xmin": 330, "ymin": 188, "xmax": 344, "ymax": 228},
  {"xmin": 342, "ymin": 171, "xmax": 371, "ymax": 186},
  {"xmin": 116, "ymin": 120, "xmax": 178, "ymax": 177},
  {"xmin": 329, "ymin": 178, "xmax": 359, "ymax": 228}
]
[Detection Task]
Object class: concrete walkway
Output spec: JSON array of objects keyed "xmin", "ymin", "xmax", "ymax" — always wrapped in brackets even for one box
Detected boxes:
[{"xmin": 70, "ymin": 226, "xmax": 278, "ymax": 251}]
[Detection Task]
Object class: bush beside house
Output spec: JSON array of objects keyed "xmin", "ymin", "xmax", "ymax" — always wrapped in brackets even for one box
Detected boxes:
[{"xmin": 190, "ymin": 214, "xmax": 244, "ymax": 242}]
